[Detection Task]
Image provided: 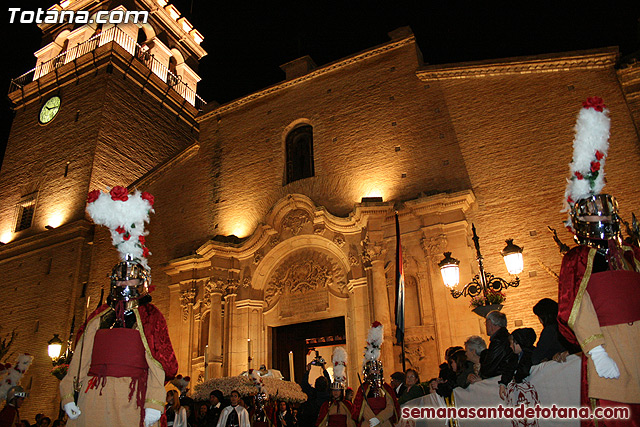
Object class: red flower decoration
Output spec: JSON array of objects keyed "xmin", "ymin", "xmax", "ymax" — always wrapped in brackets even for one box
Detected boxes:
[
  {"xmin": 567, "ymin": 196, "xmax": 574, "ymax": 204},
  {"xmin": 574, "ymin": 172, "xmax": 584, "ymax": 180},
  {"xmin": 595, "ymin": 150, "xmax": 604, "ymax": 161},
  {"xmin": 371, "ymin": 321, "xmax": 382, "ymax": 328},
  {"xmin": 148, "ymin": 285, "xmax": 156, "ymax": 293},
  {"xmin": 141, "ymin": 192, "xmax": 155, "ymax": 206},
  {"xmin": 184, "ymin": 376, "xmax": 191, "ymax": 382},
  {"xmin": 143, "ymin": 247, "xmax": 150, "ymax": 258},
  {"xmin": 138, "ymin": 235, "xmax": 146, "ymax": 245},
  {"xmin": 582, "ymin": 96, "xmax": 606, "ymax": 112},
  {"xmin": 123, "ymin": 233, "xmax": 130, "ymax": 241},
  {"xmin": 115, "ymin": 226, "xmax": 126, "ymax": 234},
  {"xmin": 87, "ymin": 190, "xmax": 101, "ymax": 204},
  {"xmin": 590, "ymin": 161, "xmax": 600, "ymax": 173},
  {"xmin": 110, "ymin": 186, "xmax": 129, "ymax": 201}
]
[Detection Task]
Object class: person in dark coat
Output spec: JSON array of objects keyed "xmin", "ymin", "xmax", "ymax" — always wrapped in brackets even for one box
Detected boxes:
[
  {"xmin": 205, "ymin": 390, "xmax": 225, "ymax": 427},
  {"xmin": 273, "ymin": 401, "xmax": 294, "ymax": 427},
  {"xmin": 499, "ymin": 328, "xmax": 537, "ymax": 400},
  {"xmin": 436, "ymin": 349, "xmax": 475, "ymax": 397},
  {"xmin": 298, "ymin": 362, "xmax": 331, "ymax": 427},
  {"xmin": 398, "ymin": 369, "xmax": 426, "ymax": 405},
  {"xmin": 436, "ymin": 346, "xmax": 463, "ymax": 391},
  {"xmin": 389, "ymin": 372, "xmax": 406, "ymax": 399},
  {"xmin": 531, "ymin": 298, "xmax": 579, "ymax": 364},
  {"xmin": 480, "ymin": 311, "xmax": 514, "ymax": 379}
]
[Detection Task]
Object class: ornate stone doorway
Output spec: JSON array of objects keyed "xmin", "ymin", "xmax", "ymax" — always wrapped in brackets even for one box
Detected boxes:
[{"xmin": 272, "ymin": 316, "xmax": 346, "ymax": 384}]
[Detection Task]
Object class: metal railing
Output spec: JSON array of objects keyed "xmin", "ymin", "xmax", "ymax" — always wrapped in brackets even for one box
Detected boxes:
[{"xmin": 9, "ymin": 26, "xmax": 205, "ymax": 109}]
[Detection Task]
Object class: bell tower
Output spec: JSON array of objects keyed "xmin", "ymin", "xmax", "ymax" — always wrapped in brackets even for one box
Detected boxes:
[
  {"xmin": 3, "ymin": 0, "xmax": 207, "ymax": 243},
  {"xmin": 0, "ymin": 0, "xmax": 206, "ymax": 418}
]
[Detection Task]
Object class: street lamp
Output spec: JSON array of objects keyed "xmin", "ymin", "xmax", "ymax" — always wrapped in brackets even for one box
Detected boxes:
[
  {"xmin": 48, "ymin": 334, "xmax": 63, "ymax": 360},
  {"xmin": 438, "ymin": 224, "xmax": 523, "ymax": 300}
]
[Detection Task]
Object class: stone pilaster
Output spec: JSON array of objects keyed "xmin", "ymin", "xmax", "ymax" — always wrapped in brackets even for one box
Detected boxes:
[
  {"xmin": 180, "ymin": 286, "xmax": 196, "ymax": 377},
  {"xmin": 222, "ymin": 284, "xmax": 237, "ymax": 376},
  {"xmin": 205, "ymin": 279, "xmax": 224, "ymax": 378},
  {"xmin": 362, "ymin": 231, "xmax": 395, "ymax": 372}
]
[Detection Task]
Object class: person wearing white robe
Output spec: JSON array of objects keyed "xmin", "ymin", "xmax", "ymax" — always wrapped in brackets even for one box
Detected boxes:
[{"xmin": 216, "ymin": 391, "xmax": 250, "ymax": 427}]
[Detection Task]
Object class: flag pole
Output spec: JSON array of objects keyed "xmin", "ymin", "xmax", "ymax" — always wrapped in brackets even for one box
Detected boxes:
[{"xmin": 394, "ymin": 211, "xmax": 406, "ymax": 372}]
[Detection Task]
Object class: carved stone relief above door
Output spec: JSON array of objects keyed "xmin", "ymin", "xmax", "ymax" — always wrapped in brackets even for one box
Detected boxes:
[{"xmin": 263, "ymin": 249, "xmax": 348, "ymax": 318}]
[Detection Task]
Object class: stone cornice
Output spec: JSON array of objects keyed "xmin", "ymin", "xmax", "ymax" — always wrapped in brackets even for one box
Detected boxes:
[
  {"xmin": 138, "ymin": 0, "xmax": 208, "ymax": 60},
  {"xmin": 208, "ymin": 226, "xmax": 274, "ymax": 260},
  {"xmin": 267, "ymin": 194, "xmax": 379, "ymax": 235},
  {"xmin": 0, "ymin": 220, "xmax": 92, "ymax": 263},
  {"xmin": 235, "ymin": 299, "xmax": 265, "ymax": 310},
  {"xmin": 417, "ymin": 47, "xmax": 619, "ymax": 82},
  {"xmin": 402, "ymin": 190, "xmax": 475, "ymax": 218},
  {"xmin": 198, "ymin": 35, "xmax": 416, "ymax": 121},
  {"xmin": 162, "ymin": 253, "xmax": 209, "ymax": 275}
]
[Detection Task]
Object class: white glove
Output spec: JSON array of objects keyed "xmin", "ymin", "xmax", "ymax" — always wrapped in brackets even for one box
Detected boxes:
[
  {"xmin": 144, "ymin": 408, "xmax": 162, "ymax": 426},
  {"xmin": 64, "ymin": 402, "xmax": 81, "ymax": 419},
  {"xmin": 588, "ymin": 345, "xmax": 620, "ymax": 379},
  {"xmin": 369, "ymin": 417, "xmax": 381, "ymax": 427}
]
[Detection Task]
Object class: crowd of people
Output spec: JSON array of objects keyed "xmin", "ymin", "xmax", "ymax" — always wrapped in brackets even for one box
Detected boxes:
[
  {"xmin": 388, "ymin": 298, "xmax": 578, "ymax": 406},
  {"xmin": 161, "ymin": 361, "xmax": 352, "ymax": 427},
  {"xmin": 0, "ymin": 385, "xmax": 66, "ymax": 427},
  {"xmin": 164, "ymin": 299, "xmax": 577, "ymax": 427},
  {"xmin": 161, "ymin": 385, "xmax": 302, "ymax": 426},
  {"xmin": 1, "ymin": 297, "xmax": 577, "ymax": 427}
]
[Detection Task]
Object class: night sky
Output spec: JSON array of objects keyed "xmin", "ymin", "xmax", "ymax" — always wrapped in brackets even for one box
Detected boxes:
[{"xmin": 2, "ymin": 0, "xmax": 639, "ymax": 163}]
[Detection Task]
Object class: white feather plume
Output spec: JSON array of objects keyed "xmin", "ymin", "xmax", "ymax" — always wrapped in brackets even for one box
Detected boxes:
[
  {"xmin": 86, "ymin": 188, "xmax": 154, "ymax": 268},
  {"xmin": 332, "ymin": 347, "xmax": 347, "ymax": 382},
  {"xmin": 562, "ymin": 98, "xmax": 611, "ymax": 228},
  {"xmin": 363, "ymin": 322, "xmax": 384, "ymax": 363}
]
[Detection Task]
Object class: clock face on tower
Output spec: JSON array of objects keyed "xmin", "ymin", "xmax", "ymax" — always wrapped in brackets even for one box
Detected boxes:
[{"xmin": 39, "ymin": 96, "xmax": 61, "ymax": 124}]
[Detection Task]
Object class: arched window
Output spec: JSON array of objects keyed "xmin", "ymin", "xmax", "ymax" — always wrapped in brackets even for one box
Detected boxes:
[{"xmin": 285, "ymin": 125, "xmax": 314, "ymax": 184}]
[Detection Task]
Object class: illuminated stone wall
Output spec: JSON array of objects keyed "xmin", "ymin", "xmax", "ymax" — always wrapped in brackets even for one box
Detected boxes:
[{"xmin": 155, "ymin": 41, "xmax": 640, "ymax": 384}]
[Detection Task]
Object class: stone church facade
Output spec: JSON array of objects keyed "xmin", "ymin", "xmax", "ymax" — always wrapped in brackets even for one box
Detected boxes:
[{"xmin": 2, "ymin": 0, "xmax": 640, "ymax": 419}]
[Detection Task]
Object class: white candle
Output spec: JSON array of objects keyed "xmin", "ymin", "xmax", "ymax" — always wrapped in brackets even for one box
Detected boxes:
[
  {"xmin": 248, "ymin": 339, "xmax": 252, "ymax": 370},
  {"xmin": 289, "ymin": 351, "xmax": 295, "ymax": 382}
]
